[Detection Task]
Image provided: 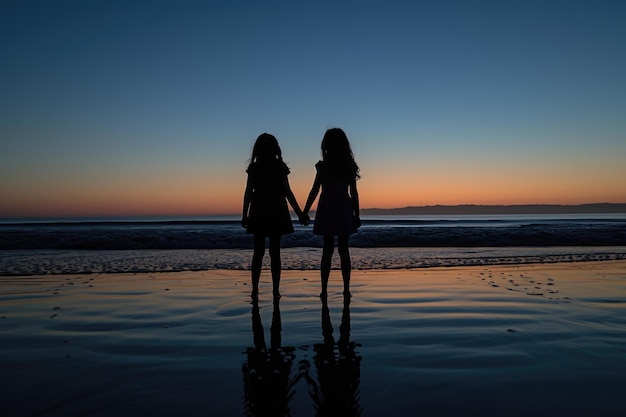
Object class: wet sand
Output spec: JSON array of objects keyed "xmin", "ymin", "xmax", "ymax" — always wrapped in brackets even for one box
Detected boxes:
[{"xmin": 1, "ymin": 261, "xmax": 626, "ymax": 416}]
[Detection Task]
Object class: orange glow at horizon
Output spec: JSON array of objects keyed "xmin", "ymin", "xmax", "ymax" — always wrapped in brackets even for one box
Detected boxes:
[
  {"xmin": 2, "ymin": 151, "xmax": 625, "ymax": 218},
  {"xmin": 2, "ymin": 172, "xmax": 625, "ymax": 218}
]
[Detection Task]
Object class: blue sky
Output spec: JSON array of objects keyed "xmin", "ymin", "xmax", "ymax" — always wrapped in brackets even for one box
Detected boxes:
[{"xmin": 1, "ymin": 0, "xmax": 625, "ymax": 217}]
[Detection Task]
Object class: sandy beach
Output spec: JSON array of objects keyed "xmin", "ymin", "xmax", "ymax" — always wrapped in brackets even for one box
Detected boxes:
[{"xmin": 1, "ymin": 261, "xmax": 626, "ymax": 416}]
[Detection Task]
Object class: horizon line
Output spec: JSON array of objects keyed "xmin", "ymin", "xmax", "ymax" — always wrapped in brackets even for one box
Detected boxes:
[{"xmin": 2, "ymin": 202, "xmax": 626, "ymax": 220}]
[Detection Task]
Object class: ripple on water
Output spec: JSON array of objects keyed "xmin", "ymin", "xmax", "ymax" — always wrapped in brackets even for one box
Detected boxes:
[{"xmin": 215, "ymin": 302, "xmax": 250, "ymax": 318}]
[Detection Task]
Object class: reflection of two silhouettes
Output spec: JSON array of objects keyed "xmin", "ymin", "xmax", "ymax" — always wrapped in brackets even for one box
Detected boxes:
[
  {"xmin": 242, "ymin": 297, "xmax": 362, "ymax": 417},
  {"xmin": 307, "ymin": 296, "xmax": 362, "ymax": 417},
  {"xmin": 242, "ymin": 300, "xmax": 297, "ymax": 416}
]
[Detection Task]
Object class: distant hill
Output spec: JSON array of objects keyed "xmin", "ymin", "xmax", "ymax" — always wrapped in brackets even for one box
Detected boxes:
[{"xmin": 361, "ymin": 203, "xmax": 626, "ymax": 215}]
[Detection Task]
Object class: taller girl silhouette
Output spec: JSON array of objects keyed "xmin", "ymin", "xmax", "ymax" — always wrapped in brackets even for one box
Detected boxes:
[{"xmin": 303, "ymin": 128, "xmax": 361, "ymax": 298}]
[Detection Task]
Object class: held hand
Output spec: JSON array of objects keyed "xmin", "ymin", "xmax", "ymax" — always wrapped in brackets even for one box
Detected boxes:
[
  {"xmin": 299, "ymin": 213, "xmax": 310, "ymax": 226},
  {"xmin": 241, "ymin": 217, "xmax": 248, "ymax": 228},
  {"xmin": 353, "ymin": 215, "xmax": 361, "ymax": 230}
]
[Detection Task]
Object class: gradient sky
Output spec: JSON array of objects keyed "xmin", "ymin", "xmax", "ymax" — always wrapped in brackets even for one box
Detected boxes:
[{"xmin": 2, "ymin": 0, "xmax": 625, "ymax": 218}]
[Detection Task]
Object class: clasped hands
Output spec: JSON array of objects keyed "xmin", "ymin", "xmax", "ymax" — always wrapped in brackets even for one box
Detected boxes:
[{"xmin": 298, "ymin": 212, "xmax": 310, "ymax": 226}]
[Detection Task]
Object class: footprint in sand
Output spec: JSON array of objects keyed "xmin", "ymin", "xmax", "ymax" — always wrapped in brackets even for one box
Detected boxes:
[{"xmin": 494, "ymin": 273, "xmax": 568, "ymax": 302}]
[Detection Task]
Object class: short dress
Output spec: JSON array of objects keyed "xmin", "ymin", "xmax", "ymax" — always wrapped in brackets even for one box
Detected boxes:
[
  {"xmin": 245, "ymin": 161, "xmax": 295, "ymax": 236},
  {"xmin": 313, "ymin": 161, "xmax": 357, "ymax": 236}
]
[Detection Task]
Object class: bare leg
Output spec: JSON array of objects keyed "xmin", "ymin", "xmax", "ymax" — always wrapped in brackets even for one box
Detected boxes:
[
  {"xmin": 268, "ymin": 235, "xmax": 282, "ymax": 299},
  {"xmin": 251, "ymin": 234, "xmax": 266, "ymax": 299},
  {"xmin": 338, "ymin": 235, "xmax": 351, "ymax": 296},
  {"xmin": 320, "ymin": 235, "xmax": 334, "ymax": 298}
]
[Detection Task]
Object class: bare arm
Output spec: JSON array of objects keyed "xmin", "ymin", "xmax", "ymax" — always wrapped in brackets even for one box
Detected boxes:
[
  {"xmin": 350, "ymin": 178, "xmax": 361, "ymax": 228},
  {"xmin": 242, "ymin": 175, "xmax": 253, "ymax": 228},
  {"xmin": 283, "ymin": 176, "xmax": 303, "ymax": 217},
  {"xmin": 303, "ymin": 173, "xmax": 321, "ymax": 215}
]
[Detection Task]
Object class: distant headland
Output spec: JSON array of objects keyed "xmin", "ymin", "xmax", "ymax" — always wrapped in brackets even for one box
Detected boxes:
[{"xmin": 361, "ymin": 203, "xmax": 626, "ymax": 215}]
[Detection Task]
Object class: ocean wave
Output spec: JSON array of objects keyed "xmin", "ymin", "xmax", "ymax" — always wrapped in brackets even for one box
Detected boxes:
[{"xmin": 1, "ymin": 222, "xmax": 625, "ymax": 250}]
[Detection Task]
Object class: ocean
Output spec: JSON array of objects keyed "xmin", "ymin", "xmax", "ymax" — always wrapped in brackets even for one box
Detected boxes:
[{"xmin": 1, "ymin": 213, "xmax": 625, "ymax": 275}]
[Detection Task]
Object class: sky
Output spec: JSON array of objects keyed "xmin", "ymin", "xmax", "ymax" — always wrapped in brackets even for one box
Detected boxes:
[{"xmin": 2, "ymin": 0, "xmax": 625, "ymax": 218}]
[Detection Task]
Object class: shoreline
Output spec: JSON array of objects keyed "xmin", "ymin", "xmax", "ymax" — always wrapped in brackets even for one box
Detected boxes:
[{"xmin": 1, "ymin": 246, "xmax": 625, "ymax": 276}]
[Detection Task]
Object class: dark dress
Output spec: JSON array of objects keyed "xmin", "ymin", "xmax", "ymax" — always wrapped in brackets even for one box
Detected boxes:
[
  {"xmin": 313, "ymin": 161, "xmax": 357, "ymax": 236},
  {"xmin": 246, "ymin": 161, "xmax": 295, "ymax": 236}
]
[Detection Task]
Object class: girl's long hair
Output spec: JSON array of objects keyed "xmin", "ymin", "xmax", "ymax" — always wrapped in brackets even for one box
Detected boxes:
[
  {"xmin": 321, "ymin": 128, "xmax": 360, "ymax": 180},
  {"xmin": 248, "ymin": 133, "xmax": 284, "ymax": 168}
]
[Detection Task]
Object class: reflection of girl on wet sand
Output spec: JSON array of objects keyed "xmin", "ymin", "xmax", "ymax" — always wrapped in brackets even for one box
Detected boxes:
[
  {"xmin": 242, "ymin": 300, "xmax": 299, "ymax": 416},
  {"xmin": 305, "ymin": 297, "xmax": 362, "ymax": 417}
]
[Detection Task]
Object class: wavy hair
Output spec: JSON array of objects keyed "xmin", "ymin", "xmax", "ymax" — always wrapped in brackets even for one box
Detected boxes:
[
  {"xmin": 248, "ymin": 133, "xmax": 284, "ymax": 167},
  {"xmin": 321, "ymin": 128, "xmax": 360, "ymax": 180}
]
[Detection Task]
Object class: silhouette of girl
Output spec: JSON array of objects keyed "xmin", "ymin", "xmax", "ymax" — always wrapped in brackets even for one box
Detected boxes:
[
  {"xmin": 303, "ymin": 128, "xmax": 361, "ymax": 298},
  {"xmin": 242, "ymin": 133, "xmax": 307, "ymax": 299}
]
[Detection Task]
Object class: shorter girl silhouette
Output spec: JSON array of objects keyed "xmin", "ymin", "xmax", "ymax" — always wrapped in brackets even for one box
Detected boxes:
[
  {"xmin": 303, "ymin": 128, "xmax": 361, "ymax": 298},
  {"xmin": 242, "ymin": 133, "xmax": 307, "ymax": 299}
]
